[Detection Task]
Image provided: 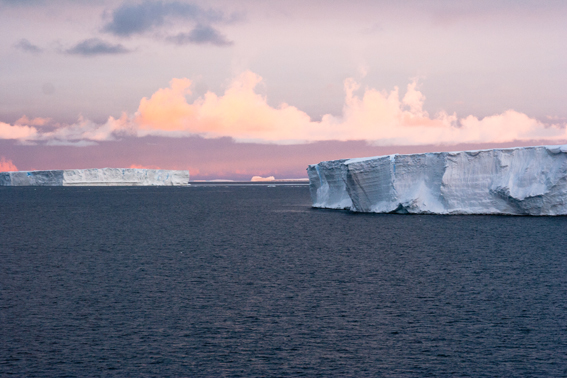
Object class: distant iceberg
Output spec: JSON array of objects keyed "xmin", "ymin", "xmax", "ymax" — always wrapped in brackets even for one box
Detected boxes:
[
  {"xmin": 251, "ymin": 175, "xmax": 276, "ymax": 182},
  {"xmin": 0, "ymin": 168, "xmax": 189, "ymax": 186},
  {"xmin": 307, "ymin": 145, "xmax": 567, "ymax": 215}
]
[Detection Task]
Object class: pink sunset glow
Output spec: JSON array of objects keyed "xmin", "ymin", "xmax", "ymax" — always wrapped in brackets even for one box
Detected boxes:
[
  {"xmin": 129, "ymin": 164, "xmax": 161, "ymax": 169},
  {"xmin": 0, "ymin": 157, "xmax": 18, "ymax": 172},
  {"xmin": 1, "ymin": 1, "xmax": 567, "ymax": 179},
  {"xmin": 4, "ymin": 71, "xmax": 567, "ymax": 147}
]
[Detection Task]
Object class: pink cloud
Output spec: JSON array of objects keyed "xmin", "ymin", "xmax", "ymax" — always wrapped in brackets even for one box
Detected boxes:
[
  {"xmin": 0, "ymin": 121, "xmax": 37, "ymax": 140},
  {"xmin": 135, "ymin": 72, "xmax": 313, "ymax": 142},
  {"xmin": 136, "ymin": 78, "xmax": 195, "ymax": 133},
  {"xmin": 1, "ymin": 71, "xmax": 566, "ymax": 147},
  {"xmin": 134, "ymin": 71, "xmax": 567, "ymax": 145},
  {"xmin": 15, "ymin": 115, "xmax": 50, "ymax": 127},
  {"xmin": 0, "ymin": 157, "xmax": 18, "ymax": 172}
]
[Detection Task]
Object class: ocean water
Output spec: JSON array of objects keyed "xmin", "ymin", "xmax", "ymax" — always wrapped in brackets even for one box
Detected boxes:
[{"xmin": 1, "ymin": 186, "xmax": 566, "ymax": 377}]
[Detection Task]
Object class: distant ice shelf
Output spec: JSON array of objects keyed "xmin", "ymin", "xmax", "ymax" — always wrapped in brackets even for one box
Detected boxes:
[
  {"xmin": 307, "ymin": 145, "xmax": 567, "ymax": 215},
  {"xmin": 0, "ymin": 168, "xmax": 190, "ymax": 186}
]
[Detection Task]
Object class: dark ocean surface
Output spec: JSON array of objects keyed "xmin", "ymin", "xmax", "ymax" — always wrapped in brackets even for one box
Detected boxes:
[{"xmin": 1, "ymin": 186, "xmax": 566, "ymax": 377}]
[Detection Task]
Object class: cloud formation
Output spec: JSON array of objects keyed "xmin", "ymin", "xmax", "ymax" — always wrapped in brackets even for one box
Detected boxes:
[
  {"xmin": 66, "ymin": 38, "xmax": 130, "ymax": 56},
  {"xmin": 14, "ymin": 38, "xmax": 42, "ymax": 53},
  {"xmin": 2, "ymin": 71, "xmax": 567, "ymax": 147},
  {"xmin": 133, "ymin": 71, "xmax": 567, "ymax": 145},
  {"xmin": 135, "ymin": 72, "xmax": 313, "ymax": 142},
  {"xmin": 166, "ymin": 25, "xmax": 232, "ymax": 46},
  {"xmin": 102, "ymin": 1, "xmax": 234, "ymax": 47},
  {"xmin": 43, "ymin": 114, "xmax": 132, "ymax": 143},
  {"xmin": 0, "ymin": 157, "xmax": 18, "ymax": 172},
  {"xmin": 103, "ymin": 1, "xmax": 223, "ymax": 36},
  {"xmin": 0, "ymin": 121, "xmax": 37, "ymax": 140},
  {"xmin": 15, "ymin": 115, "xmax": 50, "ymax": 126}
]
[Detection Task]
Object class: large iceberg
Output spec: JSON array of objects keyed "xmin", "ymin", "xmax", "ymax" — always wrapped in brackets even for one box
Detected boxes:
[
  {"xmin": 0, "ymin": 168, "xmax": 190, "ymax": 186},
  {"xmin": 308, "ymin": 145, "xmax": 567, "ymax": 215}
]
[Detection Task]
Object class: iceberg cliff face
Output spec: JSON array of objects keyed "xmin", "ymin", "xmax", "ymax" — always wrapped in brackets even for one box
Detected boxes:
[
  {"xmin": 0, "ymin": 168, "xmax": 190, "ymax": 186},
  {"xmin": 307, "ymin": 159, "xmax": 352, "ymax": 209},
  {"xmin": 308, "ymin": 145, "xmax": 567, "ymax": 215}
]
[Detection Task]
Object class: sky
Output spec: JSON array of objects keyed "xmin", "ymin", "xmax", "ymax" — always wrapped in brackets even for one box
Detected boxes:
[{"xmin": 1, "ymin": 0, "xmax": 567, "ymax": 179}]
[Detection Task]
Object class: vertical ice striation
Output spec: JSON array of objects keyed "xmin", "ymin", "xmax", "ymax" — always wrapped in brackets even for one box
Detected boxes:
[
  {"xmin": 308, "ymin": 145, "xmax": 567, "ymax": 215},
  {"xmin": 307, "ymin": 159, "xmax": 352, "ymax": 209},
  {"xmin": 0, "ymin": 168, "xmax": 190, "ymax": 186}
]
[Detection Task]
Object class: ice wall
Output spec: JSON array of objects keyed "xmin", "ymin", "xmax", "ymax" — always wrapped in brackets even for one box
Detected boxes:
[
  {"xmin": 307, "ymin": 159, "xmax": 352, "ymax": 209},
  {"xmin": 308, "ymin": 145, "xmax": 567, "ymax": 215},
  {"xmin": 0, "ymin": 168, "xmax": 190, "ymax": 186}
]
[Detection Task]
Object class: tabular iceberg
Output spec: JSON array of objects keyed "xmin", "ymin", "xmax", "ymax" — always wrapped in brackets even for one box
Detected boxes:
[
  {"xmin": 308, "ymin": 145, "xmax": 567, "ymax": 215},
  {"xmin": 0, "ymin": 168, "xmax": 190, "ymax": 186}
]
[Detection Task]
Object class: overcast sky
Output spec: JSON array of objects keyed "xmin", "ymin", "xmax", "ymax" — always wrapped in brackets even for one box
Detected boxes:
[{"xmin": 1, "ymin": 0, "xmax": 567, "ymax": 178}]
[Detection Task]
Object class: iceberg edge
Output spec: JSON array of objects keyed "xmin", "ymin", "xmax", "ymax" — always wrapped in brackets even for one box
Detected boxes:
[
  {"xmin": 0, "ymin": 168, "xmax": 190, "ymax": 186},
  {"xmin": 308, "ymin": 145, "xmax": 567, "ymax": 216}
]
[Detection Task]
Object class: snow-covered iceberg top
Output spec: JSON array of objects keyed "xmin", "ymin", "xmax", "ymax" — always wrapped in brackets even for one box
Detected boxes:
[
  {"xmin": 0, "ymin": 168, "xmax": 189, "ymax": 186},
  {"xmin": 307, "ymin": 145, "xmax": 567, "ymax": 215}
]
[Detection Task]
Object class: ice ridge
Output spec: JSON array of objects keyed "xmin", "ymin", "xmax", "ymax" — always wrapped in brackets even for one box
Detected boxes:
[
  {"xmin": 0, "ymin": 168, "xmax": 190, "ymax": 186},
  {"xmin": 307, "ymin": 145, "xmax": 567, "ymax": 215}
]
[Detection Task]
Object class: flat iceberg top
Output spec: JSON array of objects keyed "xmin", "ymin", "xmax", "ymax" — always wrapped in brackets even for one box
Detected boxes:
[
  {"xmin": 0, "ymin": 168, "xmax": 190, "ymax": 186},
  {"xmin": 308, "ymin": 144, "xmax": 567, "ymax": 168},
  {"xmin": 308, "ymin": 144, "xmax": 567, "ymax": 215}
]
